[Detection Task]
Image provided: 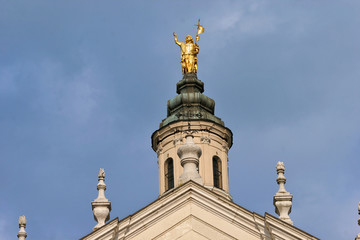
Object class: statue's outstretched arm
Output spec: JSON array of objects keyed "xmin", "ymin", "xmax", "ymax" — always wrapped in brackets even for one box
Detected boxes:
[{"xmin": 173, "ymin": 32, "xmax": 181, "ymax": 46}]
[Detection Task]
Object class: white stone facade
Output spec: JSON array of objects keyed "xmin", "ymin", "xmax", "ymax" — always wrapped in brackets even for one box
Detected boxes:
[
  {"xmin": 152, "ymin": 120, "xmax": 232, "ymax": 199},
  {"xmin": 80, "ymin": 181, "xmax": 319, "ymax": 240}
]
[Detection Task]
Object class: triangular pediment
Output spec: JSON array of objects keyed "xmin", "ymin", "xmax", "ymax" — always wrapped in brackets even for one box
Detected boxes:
[
  {"xmin": 175, "ymin": 230, "xmax": 209, "ymax": 240},
  {"xmin": 80, "ymin": 181, "xmax": 318, "ymax": 240},
  {"xmin": 153, "ymin": 215, "xmax": 236, "ymax": 240}
]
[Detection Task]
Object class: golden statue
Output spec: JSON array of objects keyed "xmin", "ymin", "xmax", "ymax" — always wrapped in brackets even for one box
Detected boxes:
[{"xmin": 173, "ymin": 20, "xmax": 205, "ymax": 75}]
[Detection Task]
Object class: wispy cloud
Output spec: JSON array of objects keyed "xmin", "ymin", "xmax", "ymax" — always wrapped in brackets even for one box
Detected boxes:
[{"xmin": 209, "ymin": 1, "xmax": 278, "ymax": 35}]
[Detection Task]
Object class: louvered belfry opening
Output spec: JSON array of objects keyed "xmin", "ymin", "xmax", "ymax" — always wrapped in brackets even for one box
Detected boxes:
[
  {"xmin": 165, "ymin": 158, "xmax": 174, "ymax": 191},
  {"xmin": 213, "ymin": 156, "xmax": 222, "ymax": 189}
]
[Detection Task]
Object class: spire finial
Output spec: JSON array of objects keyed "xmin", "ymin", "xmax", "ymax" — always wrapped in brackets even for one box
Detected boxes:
[
  {"xmin": 273, "ymin": 161, "xmax": 293, "ymax": 225},
  {"xmin": 276, "ymin": 162, "xmax": 287, "ymax": 193},
  {"xmin": 358, "ymin": 202, "xmax": 360, "ymax": 225},
  {"xmin": 91, "ymin": 168, "xmax": 111, "ymax": 231},
  {"xmin": 177, "ymin": 133, "xmax": 203, "ymax": 185},
  {"xmin": 17, "ymin": 216, "xmax": 27, "ymax": 240},
  {"xmin": 356, "ymin": 202, "xmax": 360, "ymax": 240}
]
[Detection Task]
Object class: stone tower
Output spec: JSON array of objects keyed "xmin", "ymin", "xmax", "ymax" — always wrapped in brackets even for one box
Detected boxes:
[{"xmin": 151, "ymin": 73, "xmax": 233, "ymax": 200}]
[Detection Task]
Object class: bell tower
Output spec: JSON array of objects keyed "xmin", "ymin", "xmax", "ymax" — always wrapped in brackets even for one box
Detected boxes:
[
  {"xmin": 151, "ymin": 74, "xmax": 233, "ymax": 200},
  {"xmin": 152, "ymin": 23, "xmax": 233, "ymax": 200}
]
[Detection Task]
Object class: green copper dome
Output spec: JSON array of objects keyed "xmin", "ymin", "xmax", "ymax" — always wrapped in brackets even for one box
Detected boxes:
[{"xmin": 159, "ymin": 73, "xmax": 224, "ymax": 128}]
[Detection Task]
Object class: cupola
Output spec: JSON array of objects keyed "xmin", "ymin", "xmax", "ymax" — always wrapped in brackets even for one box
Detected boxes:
[{"xmin": 152, "ymin": 73, "xmax": 233, "ymax": 200}]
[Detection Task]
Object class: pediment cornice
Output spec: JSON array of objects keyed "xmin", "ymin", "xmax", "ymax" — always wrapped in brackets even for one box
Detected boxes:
[{"xmin": 80, "ymin": 181, "xmax": 318, "ymax": 240}]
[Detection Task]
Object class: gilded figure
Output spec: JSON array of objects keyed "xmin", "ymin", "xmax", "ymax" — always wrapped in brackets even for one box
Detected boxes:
[{"xmin": 173, "ymin": 20, "xmax": 204, "ymax": 75}]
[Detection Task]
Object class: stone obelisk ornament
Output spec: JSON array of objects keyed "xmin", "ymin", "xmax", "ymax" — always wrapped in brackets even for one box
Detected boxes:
[
  {"xmin": 273, "ymin": 161, "xmax": 293, "ymax": 225},
  {"xmin": 92, "ymin": 168, "xmax": 111, "ymax": 231},
  {"xmin": 173, "ymin": 19, "xmax": 204, "ymax": 75},
  {"xmin": 356, "ymin": 202, "xmax": 360, "ymax": 240}
]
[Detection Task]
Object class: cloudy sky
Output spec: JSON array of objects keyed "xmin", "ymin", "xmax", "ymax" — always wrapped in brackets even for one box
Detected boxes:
[{"xmin": 1, "ymin": 1, "xmax": 360, "ymax": 239}]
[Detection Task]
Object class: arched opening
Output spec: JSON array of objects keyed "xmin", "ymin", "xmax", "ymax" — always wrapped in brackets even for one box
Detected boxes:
[
  {"xmin": 212, "ymin": 156, "xmax": 222, "ymax": 189},
  {"xmin": 165, "ymin": 158, "xmax": 174, "ymax": 191}
]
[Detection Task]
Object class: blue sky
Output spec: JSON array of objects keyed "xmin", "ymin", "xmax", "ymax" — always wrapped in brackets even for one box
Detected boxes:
[{"xmin": 1, "ymin": 1, "xmax": 360, "ymax": 239}]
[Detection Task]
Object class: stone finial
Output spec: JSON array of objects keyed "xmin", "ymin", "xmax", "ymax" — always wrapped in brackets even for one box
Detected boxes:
[
  {"xmin": 276, "ymin": 162, "xmax": 287, "ymax": 193},
  {"xmin": 17, "ymin": 216, "xmax": 27, "ymax": 240},
  {"xmin": 177, "ymin": 133, "xmax": 203, "ymax": 185},
  {"xmin": 92, "ymin": 168, "xmax": 111, "ymax": 231},
  {"xmin": 273, "ymin": 161, "xmax": 293, "ymax": 225},
  {"xmin": 356, "ymin": 202, "xmax": 360, "ymax": 240},
  {"xmin": 358, "ymin": 202, "xmax": 360, "ymax": 224}
]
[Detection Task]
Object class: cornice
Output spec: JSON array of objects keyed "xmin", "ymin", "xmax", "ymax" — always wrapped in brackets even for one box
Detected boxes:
[{"xmin": 79, "ymin": 181, "xmax": 318, "ymax": 240}]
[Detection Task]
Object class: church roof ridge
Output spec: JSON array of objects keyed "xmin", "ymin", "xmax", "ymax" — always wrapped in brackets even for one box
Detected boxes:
[{"xmin": 80, "ymin": 181, "xmax": 318, "ymax": 240}]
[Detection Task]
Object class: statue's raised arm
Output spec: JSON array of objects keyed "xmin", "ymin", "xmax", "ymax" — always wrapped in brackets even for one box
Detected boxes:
[{"xmin": 173, "ymin": 32, "xmax": 181, "ymax": 46}]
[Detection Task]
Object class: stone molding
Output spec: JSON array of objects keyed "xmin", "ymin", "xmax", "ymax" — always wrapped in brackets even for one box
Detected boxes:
[
  {"xmin": 81, "ymin": 181, "xmax": 318, "ymax": 240},
  {"xmin": 156, "ymin": 147, "xmax": 163, "ymax": 157},
  {"xmin": 173, "ymin": 137, "xmax": 183, "ymax": 146},
  {"xmin": 152, "ymin": 121, "xmax": 232, "ymax": 197},
  {"xmin": 200, "ymin": 136, "xmax": 211, "ymax": 144}
]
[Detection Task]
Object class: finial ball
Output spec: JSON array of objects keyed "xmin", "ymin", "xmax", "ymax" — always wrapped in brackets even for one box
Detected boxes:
[
  {"xmin": 276, "ymin": 161, "xmax": 285, "ymax": 171},
  {"xmin": 98, "ymin": 168, "xmax": 105, "ymax": 178},
  {"xmin": 18, "ymin": 216, "xmax": 26, "ymax": 225}
]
